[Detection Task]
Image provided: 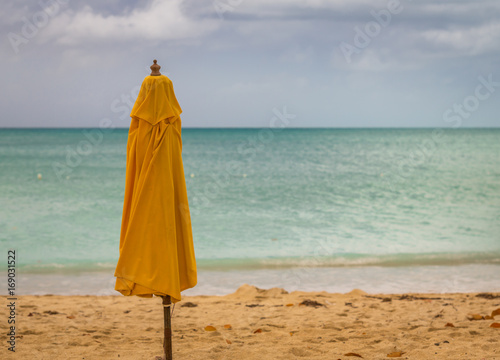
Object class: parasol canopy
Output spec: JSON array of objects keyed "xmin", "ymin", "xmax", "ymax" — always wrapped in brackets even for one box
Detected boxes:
[{"xmin": 114, "ymin": 65, "xmax": 197, "ymax": 303}]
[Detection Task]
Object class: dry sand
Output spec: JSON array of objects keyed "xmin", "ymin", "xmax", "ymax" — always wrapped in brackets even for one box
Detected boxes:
[{"xmin": 1, "ymin": 284, "xmax": 500, "ymax": 359}]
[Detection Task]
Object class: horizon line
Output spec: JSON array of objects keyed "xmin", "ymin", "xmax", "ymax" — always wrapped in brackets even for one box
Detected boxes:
[{"xmin": 1, "ymin": 126, "xmax": 500, "ymax": 130}]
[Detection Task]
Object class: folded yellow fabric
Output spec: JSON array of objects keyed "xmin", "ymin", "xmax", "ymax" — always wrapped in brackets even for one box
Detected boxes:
[
  {"xmin": 114, "ymin": 75, "xmax": 197, "ymax": 303},
  {"xmin": 131, "ymin": 75, "xmax": 182, "ymax": 125}
]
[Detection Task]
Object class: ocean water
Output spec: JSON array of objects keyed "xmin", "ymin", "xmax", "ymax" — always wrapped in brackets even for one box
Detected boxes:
[{"xmin": 0, "ymin": 128, "xmax": 499, "ymax": 295}]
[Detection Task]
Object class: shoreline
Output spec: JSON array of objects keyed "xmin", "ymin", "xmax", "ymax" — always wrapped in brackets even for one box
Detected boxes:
[
  {"xmin": 3, "ymin": 263, "xmax": 500, "ymax": 297},
  {"xmin": 1, "ymin": 285, "xmax": 499, "ymax": 359}
]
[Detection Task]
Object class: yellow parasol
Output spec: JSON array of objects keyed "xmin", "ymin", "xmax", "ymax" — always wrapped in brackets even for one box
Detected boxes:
[{"xmin": 114, "ymin": 60, "xmax": 197, "ymax": 359}]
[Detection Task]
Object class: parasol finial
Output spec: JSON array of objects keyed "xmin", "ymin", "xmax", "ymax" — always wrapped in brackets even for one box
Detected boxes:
[{"xmin": 150, "ymin": 59, "xmax": 161, "ymax": 76}]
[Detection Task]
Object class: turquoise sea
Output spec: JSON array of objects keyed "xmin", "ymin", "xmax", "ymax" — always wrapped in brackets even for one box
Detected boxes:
[{"xmin": 0, "ymin": 128, "xmax": 499, "ymax": 295}]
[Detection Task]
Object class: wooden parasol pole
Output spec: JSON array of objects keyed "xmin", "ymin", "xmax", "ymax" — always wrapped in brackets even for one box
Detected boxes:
[
  {"xmin": 162, "ymin": 295, "xmax": 172, "ymax": 360},
  {"xmin": 153, "ymin": 59, "xmax": 171, "ymax": 360},
  {"xmin": 151, "ymin": 60, "xmax": 171, "ymax": 360}
]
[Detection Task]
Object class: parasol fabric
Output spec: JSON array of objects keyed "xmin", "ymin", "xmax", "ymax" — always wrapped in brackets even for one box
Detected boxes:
[{"xmin": 114, "ymin": 74, "xmax": 197, "ymax": 303}]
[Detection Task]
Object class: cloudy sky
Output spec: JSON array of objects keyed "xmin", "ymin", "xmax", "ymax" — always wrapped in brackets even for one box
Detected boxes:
[{"xmin": 1, "ymin": 0, "xmax": 499, "ymax": 128}]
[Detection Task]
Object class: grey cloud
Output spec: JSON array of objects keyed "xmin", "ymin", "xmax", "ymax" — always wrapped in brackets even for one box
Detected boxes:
[{"xmin": 1, "ymin": 0, "xmax": 499, "ymax": 128}]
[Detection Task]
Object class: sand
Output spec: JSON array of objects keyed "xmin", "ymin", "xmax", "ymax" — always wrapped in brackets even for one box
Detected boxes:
[{"xmin": 1, "ymin": 284, "xmax": 499, "ymax": 359}]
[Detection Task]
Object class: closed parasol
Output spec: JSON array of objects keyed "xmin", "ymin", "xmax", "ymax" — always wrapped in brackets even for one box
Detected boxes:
[{"xmin": 114, "ymin": 60, "xmax": 197, "ymax": 359}]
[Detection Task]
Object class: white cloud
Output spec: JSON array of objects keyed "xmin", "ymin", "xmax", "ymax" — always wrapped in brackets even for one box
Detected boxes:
[
  {"xmin": 420, "ymin": 22, "xmax": 500, "ymax": 55},
  {"xmin": 239, "ymin": 0, "xmax": 387, "ymax": 10},
  {"xmin": 40, "ymin": 0, "xmax": 218, "ymax": 45}
]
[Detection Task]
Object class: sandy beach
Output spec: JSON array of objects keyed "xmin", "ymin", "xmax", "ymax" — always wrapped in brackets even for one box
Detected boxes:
[{"xmin": 1, "ymin": 284, "xmax": 499, "ymax": 359}]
